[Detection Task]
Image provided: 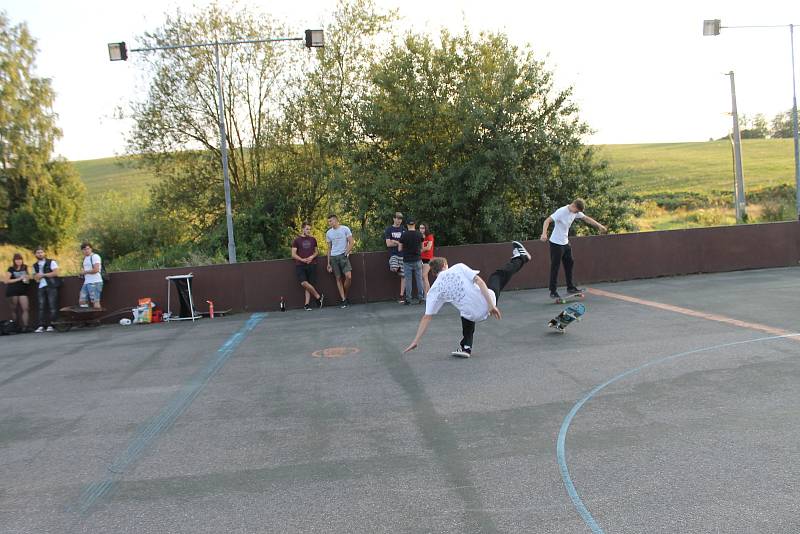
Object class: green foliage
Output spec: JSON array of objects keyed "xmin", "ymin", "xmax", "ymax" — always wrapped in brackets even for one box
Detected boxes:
[
  {"xmin": 0, "ymin": 13, "xmax": 85, "ymax": 248},
  {"xmin": 770, "ymin": 110, "xmax": 796, "ymax": 139},
  {"xmin": 348, "ymin": 29, "xmax": 633, "ymax": 245}
]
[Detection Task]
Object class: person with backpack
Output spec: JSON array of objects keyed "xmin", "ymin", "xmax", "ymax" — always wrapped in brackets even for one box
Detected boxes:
[
  {"xmin": 3, "ymin": 253, "xmax": 31, "ymax": 333},
  {"xmin": 32, "ymin": 247, "xmax": 61, "ymax": 333},
  {"xmin": 79, "ymin": 242, "xmax": 104, "ymax": 309}
]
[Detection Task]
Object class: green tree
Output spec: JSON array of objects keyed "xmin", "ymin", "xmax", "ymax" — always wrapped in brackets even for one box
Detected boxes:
[
  {"xmin": 739, "ymin": 113, "xmax": 769, "ymax": 139},
  {"xmin": 770, "ymin": 110, "xmax": 795, "ymax": 138},
  {"xmin": 352, "ymin": 29, "xmax": 633, "ymax": 246},
  {"xmin": 0, "ymin": 12, "xmax": 84, "ymax": 247}
]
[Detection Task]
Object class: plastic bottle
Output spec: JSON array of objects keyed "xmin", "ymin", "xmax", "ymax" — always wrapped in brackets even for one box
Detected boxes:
[{"xmin": 280, "ymin": 296, "xmax": 286, "ymax": 312}]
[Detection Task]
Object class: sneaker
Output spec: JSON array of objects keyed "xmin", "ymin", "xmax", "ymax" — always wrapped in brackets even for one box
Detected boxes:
[
  {"xmin": 567, "ymin": 286, "xmax": 584, "ymax": 294},
  {"xmin": 340, "ymin": 299, "xmax": 349, "ymax": 309},
  {"xmin": 397, "ymin": 296, "xmax": 406, "ymax": 304},
  {"xmin": 511, "ymin": 240, "xmax": 532, "ymax": 262},
  {"xmin": 418, "ymin": 298, "xmax": 426, "ymax": 305},
  {"xmin": 550, "ymin": 291, "xmax": 561, "ymax": 300},
  {"xmin": 304, "ymin": 304, "xmax": 312, "ymax": 311},
  {"xmin": 317, "ymin": 294, "xmax": 325, "ymax": 308},
  {"xmin": 46, "ymin": 326, "xmax": 55, "ymax": 332},
  {"xmin": 78, "ymin": 303, "xmax": 89, "ymax": 308},
  {"xmin": 34, "ymin": 326, "xmax": 44, "ymax": 333},
  {"xmin": 403, "ymin": 299, "xmax": 411, "ymax": 306},
  {"xmin": 452, "ymin": 345, "xmax": 472, "ymax": 358}
]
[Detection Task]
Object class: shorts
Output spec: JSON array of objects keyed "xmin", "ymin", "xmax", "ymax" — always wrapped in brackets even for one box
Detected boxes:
[
  {"xmin": 421, "ymin": 258, "xmax": 430, "ymax": 264},
  {"xmin": 295, "ymin": 263, "xmax": 317, "ymax": 284},
  {"xmin": 330, "ymin": 254, "xmax": 352, "ymax": 277},
  {"xmin": 388, "ymin": 254, "xmax": 404, "ymax": 275},
  {"xmin": 80, "ymin": 282, "xmax": 103, "ymax": 303}
]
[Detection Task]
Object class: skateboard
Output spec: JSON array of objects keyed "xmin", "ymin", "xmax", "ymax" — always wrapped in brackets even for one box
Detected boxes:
[
  {"xmin": 53, "ymin": 306, "xmax": 131, "ymax": 332},
  {"xmin": 548, "ymin": 303, "xmax": 586, "ymax": 333},
  {"xmin": 553, "ymin": 292, "xmax": 585, "ymax": 305}
]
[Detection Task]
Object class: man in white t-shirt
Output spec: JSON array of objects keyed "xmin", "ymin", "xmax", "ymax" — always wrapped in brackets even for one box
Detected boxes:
[
  {"xmin": 540, "ymin": 198, "xmax": 606, "ymax": 300},
  {"xmin": 79, "ymin": 242, "xmax": 103, "ymax": 309},
  {"xmin": 325, "ymin": 214, "xmax": 355, "ymax": 308},
  {"xmin": 403, "ymin": 241, "xmax": 532, "ymax": 358}
]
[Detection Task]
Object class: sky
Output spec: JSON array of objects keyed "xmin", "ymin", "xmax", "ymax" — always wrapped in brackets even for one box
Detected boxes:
[{"xmin": 3, "ymin": 0, "xmax": 799, "ymax": 161}]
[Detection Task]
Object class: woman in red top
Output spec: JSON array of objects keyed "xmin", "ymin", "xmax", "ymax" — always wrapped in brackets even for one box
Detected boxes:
[{"xmin": 419, "ymin": 223, "xmax": 434, "ymax": 295}]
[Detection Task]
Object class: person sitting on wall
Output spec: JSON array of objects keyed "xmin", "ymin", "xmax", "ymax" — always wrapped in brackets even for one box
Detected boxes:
[{"xmin": 79, "ymin": 242, "xmax": 104, "ymax": 309}]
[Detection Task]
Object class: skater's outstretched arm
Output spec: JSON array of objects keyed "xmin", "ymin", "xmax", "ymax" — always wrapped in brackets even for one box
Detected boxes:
[
  {"xmin": 581, "ymin": 216, "xmax": 607, "ymax": 234},
  {"xmin": 540, "ymin": 217, "xmax": 553, "ymax": 241},
  {"xmin": 403, "ymin": 314, "xmax": 433, "ymax": 353},
  {"xmin": 474, "ymin": 276, "xmax": 501, "ymax": 319}
]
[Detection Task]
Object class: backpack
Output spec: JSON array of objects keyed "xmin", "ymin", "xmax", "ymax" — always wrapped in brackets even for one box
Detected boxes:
[{"xmin": 0, "ymin": 320, "xmax": 20, "ymax": 335}]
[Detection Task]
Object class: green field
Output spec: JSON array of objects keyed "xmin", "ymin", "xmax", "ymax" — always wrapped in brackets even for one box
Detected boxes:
[
  {"xmin": 72, "ymin": 156, "xmax": 155, "ymax": 196},
  {"xmin": 597, "ymin": 139, "xmax": 796, "ymax": 195}
]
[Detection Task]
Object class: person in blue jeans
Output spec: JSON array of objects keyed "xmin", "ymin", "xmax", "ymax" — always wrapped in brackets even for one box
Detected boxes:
[{"xmin": 398, "ymin": 218, "xmax": 425, "ymax": 304}]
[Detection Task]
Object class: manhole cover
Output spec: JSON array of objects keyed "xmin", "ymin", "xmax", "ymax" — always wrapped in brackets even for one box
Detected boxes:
[{"xmin": 311, "ymin": 347, "xmax": 360, "ymax": 358}]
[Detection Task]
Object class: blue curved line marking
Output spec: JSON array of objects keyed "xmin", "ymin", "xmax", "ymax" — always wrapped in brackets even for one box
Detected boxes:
[
  {"xmin": 72, "ymin": 312, "xmax": 266, "ymax": 516},
  {"xmin": 557, "ymin": 333, "xmax": 800, "ymax": 534}
]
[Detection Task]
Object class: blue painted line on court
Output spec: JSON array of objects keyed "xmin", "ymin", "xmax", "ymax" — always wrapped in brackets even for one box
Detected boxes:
[
  {"xmin": 72, "ymin": 313, "xmax": 266, "ymax": 516},
  {"xmin": 557, "ymin": 333, "xmax": 800, "ymax": 534}
]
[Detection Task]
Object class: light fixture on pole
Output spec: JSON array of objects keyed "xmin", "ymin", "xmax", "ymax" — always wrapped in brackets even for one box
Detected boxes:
[
  {"xmin": 703, "ymin": 19, "xmax": 800, "ymax": 220},
  {"xmin": 107, "ymin": 30, "xmax": 324, "ymax": 263}
]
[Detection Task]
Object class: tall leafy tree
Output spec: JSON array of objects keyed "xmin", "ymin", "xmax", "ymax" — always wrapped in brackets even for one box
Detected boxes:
[
  {"xmin": 0, "ymin": 12, "xmax": 84, "ymax": 247},
  {"xmin": 353, "ymin": 29, "xmax": 633, "ymax": 246}
]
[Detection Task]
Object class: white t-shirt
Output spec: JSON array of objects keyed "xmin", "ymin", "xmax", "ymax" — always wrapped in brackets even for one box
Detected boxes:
[
  {"xmin": 424, "ymin": 263, "xmax": 496, "ymax": 322},
  {"xmin": 548, "ymin": 205, "xmax": 585, "ymax": 245},
  {"xmin": 326, "ymin": 225, "xmax": 352, "ymax": 256},
  {"xmin": 36, "ymin": 259, "xmax": 58, "ymax": 289},
  {"xmin": 82, "ymin": 254, "xmax": 103, "ymax": 284}
]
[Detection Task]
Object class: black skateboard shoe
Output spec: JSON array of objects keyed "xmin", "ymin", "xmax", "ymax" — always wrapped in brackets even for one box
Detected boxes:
[
  {"xmin": 567, "ymin": 287, "xmax": 584, "ymax": 294},
  {"xmin": 451, "ymin": 345, "xmax": 472, "ymax": 358},
  {"xmin": 511, "ymin": 241, "xmax": 532, "ymax": 262}
]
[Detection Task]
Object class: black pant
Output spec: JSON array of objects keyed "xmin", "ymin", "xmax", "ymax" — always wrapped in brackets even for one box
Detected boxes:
[
  {"xmin": 548, "ymin": 241, "xmax": 575, "ymax": 293},
  {"xmin": 460, "ymin": 256, "xmax": 525, "ymax": 349},
  {"xmin": 37, "ymin": 286, "xmax": 59, "ymax": 328}
]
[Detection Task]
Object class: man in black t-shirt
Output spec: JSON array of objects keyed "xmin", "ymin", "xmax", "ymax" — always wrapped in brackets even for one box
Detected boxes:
[{"xmin": 398, "ymin": 218, "xmax": 425, "ymax": 304}]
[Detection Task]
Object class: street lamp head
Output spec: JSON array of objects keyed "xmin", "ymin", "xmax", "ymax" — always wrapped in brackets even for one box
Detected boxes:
[
  {"xmin": 108, "ymin": 42, "xmax": 128, "ymax": 61},
  {"xmin": 304, "ymin": 29, "xmax": 324, "ymax": 48},
  {"xmin": 703, "ymin": 19, "xmax": 721, "ymax": 36}
]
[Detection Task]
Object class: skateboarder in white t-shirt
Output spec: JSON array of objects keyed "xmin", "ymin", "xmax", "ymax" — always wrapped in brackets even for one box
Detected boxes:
[
  {"xmin": 402, "ymin": 241, "xmax": 532, "ymax": 358},
  {"xmin": 539, "ymin": 198, "xmax": 606, "ymax": 300}
]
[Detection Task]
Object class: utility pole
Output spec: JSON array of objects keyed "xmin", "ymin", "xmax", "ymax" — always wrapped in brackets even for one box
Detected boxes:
[{"xmin": 727, "ymin": 71, "xmax": 747, "ymax": 223}]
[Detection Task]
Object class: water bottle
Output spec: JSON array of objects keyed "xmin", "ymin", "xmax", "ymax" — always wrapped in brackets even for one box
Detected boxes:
[{"xmin": 280, "ymin": 296, "xmax": 286, "ymax": 312}]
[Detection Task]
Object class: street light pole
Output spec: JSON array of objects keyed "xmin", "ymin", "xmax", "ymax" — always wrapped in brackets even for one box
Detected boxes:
[
  {"xmin": 214, "ymin": 43, "xmax": 237, "ymax": 263},
  {"xmin": 108, "ymin": 31, "xmax": 325, "ymax": 263},
  {"xmin": 790, "ymin": 24, "xmax": 800, "ymax": 219},
  {"xmin": 726, "ymin": 71, "xmax": 747, "ymax": 223},
  {"xmin": 703, "ymin": 19, "xmax": 800, "ymax": 219}
]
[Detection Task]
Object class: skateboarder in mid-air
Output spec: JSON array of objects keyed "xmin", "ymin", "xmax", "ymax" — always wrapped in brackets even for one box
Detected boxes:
[
  {"xmin": 403, "ymin": 241, "xmax": 531, "ymax": 358},
  {"xmin": 540, "ymin": 198, "xmax": 607, "ymax": 301}
]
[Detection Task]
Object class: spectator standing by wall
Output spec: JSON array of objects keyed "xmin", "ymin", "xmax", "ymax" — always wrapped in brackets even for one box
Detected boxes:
[
  {"xmin": 326, "ymin": 214, "xmax": 354, "ymax": 308},
  {"xmin": 384, "ymin": 212, "xmax": 406, "ymax": 303},
  {"xmin": 398, "ymin": 218, "xmax": 425, "ymax": 304},
  {"xmin": 418, "ymin": 223, "xmax": 434, "ymax": 296},
  {"xmin": 79, "ymin": 242, "xmax": 103, "ymax": 309},
  {"xmin": 31, "ymin": 247, "xmax": 61, "ymax": 332},
  {"xmin": 292, "ymin": 222, "xmax": 324, "ymax": 311},
  {"xmin": 3, "ymin": 253, "xmax": 31, "ymax": 332}
]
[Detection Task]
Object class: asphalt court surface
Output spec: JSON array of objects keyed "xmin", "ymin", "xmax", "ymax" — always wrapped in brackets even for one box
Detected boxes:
[{"xmin": 1, "ymin": 266, "xmax": 799, "ymax": 533}]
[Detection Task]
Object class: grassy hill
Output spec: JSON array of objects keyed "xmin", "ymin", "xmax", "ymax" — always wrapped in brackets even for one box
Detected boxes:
[
  {"xmin": 72, "ymin": 156, "xmax": 155, "ymax": 196},
  {"xmin": 597, "ymin": 139, "xmax": 796, "ymax": 195}
]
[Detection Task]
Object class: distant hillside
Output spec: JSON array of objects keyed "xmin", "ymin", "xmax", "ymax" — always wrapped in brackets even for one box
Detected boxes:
[
  {"xmin": 72, "ymin": 156, "xmax": 155, "ymax": 196},
  {"xmin": 72, "ymin": 140, "xmax": 797, "ymax": 198},
  {"xmin": 597, "ymin": 139, "xmax": 796, "ymax": 195}
]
